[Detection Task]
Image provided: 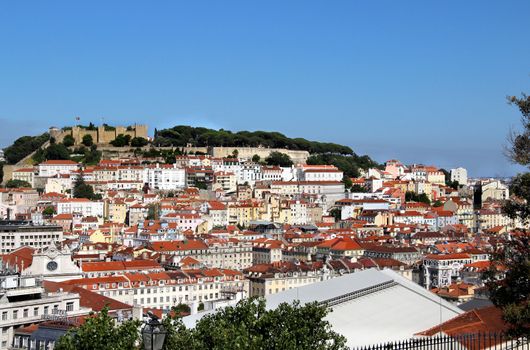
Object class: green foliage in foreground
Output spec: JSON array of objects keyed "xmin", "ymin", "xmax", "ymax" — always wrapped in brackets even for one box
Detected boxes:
[
  {"xmin": 55, "ymin": 299, "xmax": 348, "ymax": 350},
  {"xmin": 55, "ymin": 308, "xmax": 141, "ymax": 350},
  {"xmin": 483, "ymin": 90, "xmax": 530, "ymax": 338},
  {"xmin": 484, "ymin": 235, "xmax": 530, "ymax": 338}
]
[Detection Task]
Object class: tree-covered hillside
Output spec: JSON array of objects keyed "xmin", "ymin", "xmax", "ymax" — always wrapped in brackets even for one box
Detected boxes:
[
  {"xmin": 154, "ymin": 126, "xmax": 354, "ymax": 155},
  {"xmin": 3, "ymin": 133, "xmax": 50, "ymax": 164}
]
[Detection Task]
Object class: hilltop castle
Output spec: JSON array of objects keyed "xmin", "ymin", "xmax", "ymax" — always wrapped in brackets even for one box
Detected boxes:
[{"xmin": 49, "ymin": 124, "xmax": 148, "ymax": 146}]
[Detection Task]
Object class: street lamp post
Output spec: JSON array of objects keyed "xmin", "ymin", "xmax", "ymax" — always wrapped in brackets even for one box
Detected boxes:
[{"xmin": 142, "ymin": 313, "xmax": 167, "ymax": 350}]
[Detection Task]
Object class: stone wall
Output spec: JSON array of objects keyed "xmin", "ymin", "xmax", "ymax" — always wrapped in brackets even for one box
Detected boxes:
[
  {"xmin": 49, "ymin": 125, "xmax": 148, "ymax": 145},
  {"xmin": 183, "ymin": 146, "xmax": 309, "ymax": 164}
]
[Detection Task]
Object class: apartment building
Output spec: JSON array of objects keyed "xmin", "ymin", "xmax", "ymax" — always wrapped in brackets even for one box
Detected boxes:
[
  {"xmin": 38, "ymin": 160, "xmax": 79, "ymax": 177},
  {"xmin": 143, "ymin": 163, "xmax": 186, "ymax": 190},
  {"xmin": 57, "ymin": 198, "xmax": 105, "ymax": 220},
  {"xmin": 63, "ymin": 269, "xmax": 248, "ymax": 311},
  {"xmin": 0, "ymin": 221, "xmax": 63, "ymax": 254},
  {"xmin": 245, "ymin": 261, "xmax": 343, "ymax": 297},
  {"xmin": 422, "ymin": 253, "xmax": 473, "ymax": 289},
  {"xmin": 0, "ymin": 274, "xmax": 88, "ymax": 348}
]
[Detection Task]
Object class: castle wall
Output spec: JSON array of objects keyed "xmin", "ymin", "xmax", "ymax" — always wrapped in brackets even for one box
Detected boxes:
[
  {"xmin": 49, "ymin": 125, "xmax": 148, "ymax": 146},
  {"xmin": 75, "ymin": 130, "xmax": 98, "ymax": 145},
  {"xmin": 183, "ymin": 146, "xmax": 309, "ymax": 164}
]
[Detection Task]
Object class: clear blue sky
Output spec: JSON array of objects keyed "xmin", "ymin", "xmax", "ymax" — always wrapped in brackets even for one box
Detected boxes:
[{"xmin": 1, "ymin": 1, "xmax": 529, "ymax": 177}]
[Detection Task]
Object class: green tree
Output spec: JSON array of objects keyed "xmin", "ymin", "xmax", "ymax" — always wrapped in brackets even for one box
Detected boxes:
[
  {"xmin": 4, "ymin": 133, "xmax": 49, "ymax": 164},
  {"xmin": 147, "ymin": 203, "xmax": 159, "ymax": 220},
  {"xmin": 73, "ymin": 174, "xmax": 100, "ymax": 200},
  {"xmin": 56, "ymin": 299, "xmax": 347, "ymax": 350},
  {"xmin": 130, "ymin": 137, "xmax": 148, "ymax": 147},
  {"xmin": 194, "ymin": 181, "xmax": 208, "ymax": 190},
  {"xmin": 484, "ymin": 236, "xmax": 530, "ymax": 338},
  {"xmin": 84, "ymin": 145, "xmax": 102, "ymax": 165},
  {"xmin": 110, "ymin": 134, "xmax": 131, "ymax": 147},
  {"xmin": 153, "ymin": 125, "xmax": 354, "ymax": 155},
  {"xmin": 484, "ymin": 92, "xmax": 530, "ymax": 338},
  {"xmin": 447, "ymin": 180, "xmax": 459, "ymax": 190},
  {"xmin": 45, "ymin": 143, "xmax": 71, "ymax": 160},
  {"xmin": 343, "ymin": 175, "xmax": 352, "ymax": 189},
  {"xmin": 55, "ymin": 307, "xmax": 141, "ymax": 350},
  {"xmin": 329, "ymin": 208, "xmax": 342, "ymax": 221},
  {"xmin": 82, "ymin": 134, "xmax": 94, "ymax": 147},
  {"xmin": 350, "ymin": 184, "xmax": 368, "ymax": 193},
  {"xmin": 198, "ymin": 302, "xmax": 205, "ymax": 311},
  {"xmin": 32, "ymin": 147, "xmax": 46, "ymax": 164},
  {"xmin": 63, "ymin": 134, "xmax": 75, "ymax": 147},
  {"xmin": 173, "ymin": 303, "xmax": 191, "ymax": 315},
  {"xmin": 42, "ymin": 206, "xmax": 56, "ymax": 216},
  {"xmin": 265, "ymin": 152, "xmax": 293, "ymax": 167},
  {"xmin": 405, "ymin": 191, "xmax": 431, "ymax": 205},
  {"xmin": 183, "ymin": 298, "xmax": 347, "ymax": 350},
  {"xmin": 252, "ymin": 154, "xmax": 261, "ymax": 163},
  {"xmin": 5, "ymin": 179, "xmax": 31, "ymax": 188},
  {"xmin": 307, "ymin": 153, "xmax": 381, "ymax": 178},
  {"xmin": 432, "ymin": 200, "xmax": 444, "ymax": 207}
]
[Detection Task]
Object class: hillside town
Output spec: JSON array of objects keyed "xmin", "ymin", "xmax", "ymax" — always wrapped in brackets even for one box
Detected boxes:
[{"xmin": 0, "ymin": 124, "xmax": 526, "ymax": 349}]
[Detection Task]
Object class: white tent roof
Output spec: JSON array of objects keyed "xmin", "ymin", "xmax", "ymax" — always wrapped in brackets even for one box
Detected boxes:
[
  {"xmin": 266, "ymin": 268, "xmax": 463, "ymax": 347},
  {"xmin": 183, "ymin": 268, "xmax": 463, "ymax": 348}
]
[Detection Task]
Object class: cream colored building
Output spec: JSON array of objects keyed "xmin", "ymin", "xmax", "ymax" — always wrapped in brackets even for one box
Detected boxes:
[
  {"xmin": 247, "ymin": 265, "xmax": 338, "ymax": 297},
  {"xmin": 481, "ymin": 180, "xmax": 509, "ymax": 202},
  {"xmin": 44, "ymin": 176, "xmax": 72, "ymax": 194},
  {"xmin": 11, "ymin": 168, "xmax": 36, "ymax": 187},
  {"xmin": 213, "ymin": 172, "xmax": 237, "ymax": 193},
  {"xmin": 63, "ymin": 269, "xmax": 248, "ymax": 311}
]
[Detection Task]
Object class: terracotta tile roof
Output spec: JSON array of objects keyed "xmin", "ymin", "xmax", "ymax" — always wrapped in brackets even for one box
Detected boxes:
[
  {"xmin": 43, "ymin": 280, "xmax": 132, "ymax": 312},
  {"xmin": 81, "ymin": 260, "xmax": 161, "ymax": 272},
  {"xmin": 1, "ymin": 246, "xmax": 35, "ymax": 271},
  {"xmin": 424, "ymin": 253, "xmax": 472, "ymax": 260},
  {"xmin": 416, "ymin": 306, "xmax": 508, "ymax": 342},
  {"xmin": 39, "ymin": 160, "xmax": 79, "ymax": 165}
]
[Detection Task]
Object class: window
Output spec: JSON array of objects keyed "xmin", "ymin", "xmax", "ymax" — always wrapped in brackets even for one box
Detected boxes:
[
  {"xmin": 23, "ymin": 309, "xmax": 28, "ymax": 318},
  {"xmin": 44, "ymin": 306, "xmax": 49, "ymax": 315},
  {"xmin": 33, "ymin": 308, "xmax": 38, "ymax": 316},
  {"xmin": 66, "ymin": 302, "xmax": 74, "ymax": 312},
  {"xmin": 1, "ymin": 312, "xmax": 6, "ymax": 321},
  {"xmin": 13, "ymin": 310, "xmax": 18, "ymax": 319}
]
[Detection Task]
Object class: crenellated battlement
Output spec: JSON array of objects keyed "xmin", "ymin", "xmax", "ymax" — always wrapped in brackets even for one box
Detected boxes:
[{"xmin": 50, "ymin": 124, "xmax": 148, "ymax": 145}]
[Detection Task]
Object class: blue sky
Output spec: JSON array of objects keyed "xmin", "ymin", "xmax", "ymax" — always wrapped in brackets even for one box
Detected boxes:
[{"xmin": 0, "ymin": 1, "xmax": 529, "ymax": 177}]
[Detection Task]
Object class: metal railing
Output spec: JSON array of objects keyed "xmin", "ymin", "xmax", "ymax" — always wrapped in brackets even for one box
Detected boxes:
[{"xmin": 353, "ymin": 333, "xmax": 529, "ymax": 350}]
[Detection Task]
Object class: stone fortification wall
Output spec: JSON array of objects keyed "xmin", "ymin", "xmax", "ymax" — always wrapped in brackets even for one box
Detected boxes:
[
  {"xmin": 49, "ymin": 125, "xmax": 148, "ymax": 145},
  {"xmin": 183, "ymin": 146, "xmax": 309, "ymax": 164}
]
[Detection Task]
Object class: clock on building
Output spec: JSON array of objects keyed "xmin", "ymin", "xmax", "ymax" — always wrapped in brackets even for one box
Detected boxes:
[{"xmin": 47, "ymin": 261, "xmax": 58, "ymax": 271}]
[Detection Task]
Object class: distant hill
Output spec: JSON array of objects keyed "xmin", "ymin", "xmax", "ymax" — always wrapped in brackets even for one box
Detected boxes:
[
  {"xmin": 1, "ymin": 125, "xmax": 382, "ymax": 182},
  {"xmin": 154, "ymin": 125, "xmax": 354, "ymax": 155},
  {"xmin": 154, "ymin": 125, "xmax": 381, "ymax": 178}
]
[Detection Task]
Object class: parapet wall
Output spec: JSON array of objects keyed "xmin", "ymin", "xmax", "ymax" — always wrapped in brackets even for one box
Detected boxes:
[
  {"xmin": 183, "ymin": 146, "xmax": 309, "ymax": 164},
  {"xmin": 50, "ymin": 125, "xmax": 148, "ymax": 145}
]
